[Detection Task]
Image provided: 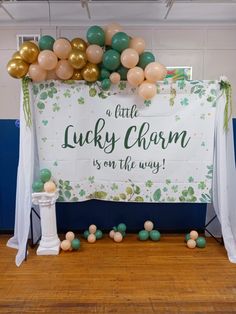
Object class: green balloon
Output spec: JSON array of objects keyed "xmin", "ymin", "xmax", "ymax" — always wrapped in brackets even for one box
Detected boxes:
[
  {"xmin": 150, "ymin": 230, "xmax": 161, "ymax": 241},
  {"xmin": 39, "ymin": 35, "xmax": 55, "ymax": 51},
  {"xmin": 138, "ymin": 51, "xmax": 155, "ymax": 69},
  {"xmin": 117, "ymin": 223, "xmax": 127, "ymax": 233},
  {"xmin": 112, "ymin": 32, "xmax": 130, "ymax": 52},
  {"xmin": 113, "ymin": 226, "xmax": 117, "ymax": 232},
  {"xmin": 32, "ymin": 180, "xmax": 44, "ymax": 193},
  {"xmin": 117, "ymin": 66, "xmax": 128, "ymax": 80},
  {"xmin": 138, "ymin": 230, "xmax": 149, "ymax": 241},
  {"xmin": 121, "ymin": 231, "xmax": 126, "ymax": 237},
  {"xmin": 100, "ymin": 68, "xmax": 110, "ymax": 80},
  {"xmin": 102, "ymin": 49, "xmax": 120, "ymax": 71},
  {"xmin": 39, "ymin": 168, "xmax": 52, "ymax": 183},
  {"xmin": 71, "ymin": 238, "xmax": 80, "ymax": 250},
  {"xmin": 101, "ymin": 78, "xmax": 111, "ymax": 91},
  {"xmin": 83, "ymin": 230, "xmax": 89, "ymax": 239},
  {"xmin": 87, "ymin": 25, "xmax": 105, "ymax": 47},
  {"xmin": 185, "ymin": 233, "xmax": 191, "ymax": 242},
  {"xmin": 196, "ymin": 236, "xmax": 206, "ymax": 248},
  {"xmin": 95, "ymin": 229, "xmax": 103, "ymax": 240}
]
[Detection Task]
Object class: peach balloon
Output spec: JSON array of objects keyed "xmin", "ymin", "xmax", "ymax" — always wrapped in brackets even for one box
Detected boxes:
[
  {"xmin": 105, "ymin": 23, "xmax": 122, "ymax": 46},
  {"xmin": 38, "ymin": 50, "xmax": 58, "ymax": 71},
  {"xmin": 144, "ymin": 220, "xmax": 154, "ymax": 232},
  {"xmin": 138, "ymin": 81, "xmax": 156, "ymax": 100},
  {"xmin": 29, "ymin": 63, "xmax": 47, "ymax": 82},
  {"xmin": 44, "ymin": 181, "xmax": 57, "ymax": 193},
  {"xmin": 109, "ymin": 230, "xmax": 115, "ymax": 239},
  {"xmin": 110, "ymin": 72, "xmax": 120, "ymax": 84},
  {"xmin": 89, "ymin": 224, "xmax": 97, "ymax": 234},
  {"xmin": 86, "ymin": 44, "xmax": 103, "ymax": 64},
  {"xmin": 144, "ymin": 62, "xmax": 167, "ymax": 83},
  {"xmin": 129, "ymin": 37, "xmax": 145, "ymax": 55},
  {"xmin": 55, "ymin": 60, "xmax": 73, "ymax": 80},
  {"xmin": 65, "ymin": 231, "xmax": 75, "ymax": 241},
  {"xmin": 121, "ymin": 48, "xmax": 139, "ymax": 69},
  {"xmin": 88, "ymin": 234, "xmax": 96, "ymax": 243},
  {"xmin": 60, "ymin": 239, "xmax": 71, "ymax": 251},
  {"xmin": 190, "ymin": 230, "xmax": 199, "ymax": 240},
  {"xmin": 46, "ymin": 69, "xmax": 58, "ymax": 80},
  {"xmin": 187, "ymin": 239, "xmax": 196, "ymax": 249},
  {"xmin": 53, "ymin": 38, "xmax": 72, "ymax": 60},
  {"xmin": 127, "ymin": 67, "xmax": 144, "ymax": 87},
  {"xmin": 114, "ymin": 232, "xmax": 123, "ymax": 243}
]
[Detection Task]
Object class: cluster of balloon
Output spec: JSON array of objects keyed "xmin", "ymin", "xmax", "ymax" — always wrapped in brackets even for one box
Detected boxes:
[
  {"xmin": 7, "ymin": 23, "xmax": 167, "ymax": 100},
  {"xmin": 32, "ymin": 168, "xmax": 56, "ymax": 193},
  {"xmin": 185, "ymin": 230, "xmax": 206, "ymax": 249},
  {"xmin": 83, "ymin": 224, "xmax": 103, "ymax": 243},
  {"xmin": 60, "ymin": 231, "xmax": 81, "ymax": 252},
  {"xmin": 138, "ymin": 220, "xmax": 161, "ymax": 241},
  {"xmin": 109, "ymin": 223, "xmax": 127, "ymax": 243}
]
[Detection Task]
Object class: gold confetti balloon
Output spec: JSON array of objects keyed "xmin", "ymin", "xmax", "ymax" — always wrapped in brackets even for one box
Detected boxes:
[
  {"xmin": 81, "ymin": 63, "xmax": 100, "ymax": 82},
  {"xmin": 19, "ymin": 41, "xmax": 39, "ymax": 63},
  {"xmin": 68, "ymin": 49, "xmax": 87, "ymax": 69},
  {"xmin": 71, "ymin": 38, "xmax": 87, "ymax": 52},
  {"xmin": 71, "ymin": 69, "xmax": 83, "ymax": 80},
  {"xmin": 7, "ymin": 59, "xmax": 29, "ymax": 79}
]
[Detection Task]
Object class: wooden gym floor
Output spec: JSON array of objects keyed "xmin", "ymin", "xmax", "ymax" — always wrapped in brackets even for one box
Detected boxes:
[{"xmin": 0, "ymin": 234, "xmax": 236, "ymax": 314}]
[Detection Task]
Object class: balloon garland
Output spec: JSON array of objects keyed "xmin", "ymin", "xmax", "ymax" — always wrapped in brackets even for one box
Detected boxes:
[{"xmin": 6, "ymin": 23, "xmax": 167, "ymax": 101}]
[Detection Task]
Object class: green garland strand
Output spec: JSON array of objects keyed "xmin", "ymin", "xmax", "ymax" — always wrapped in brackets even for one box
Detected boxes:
[
  {"xmin": 22, "ymin": 77, "xmax": 32, "ymax": 127},
  {"xmin": 220, "ymin": 80, "xmax": 233, "ymax": 131}
]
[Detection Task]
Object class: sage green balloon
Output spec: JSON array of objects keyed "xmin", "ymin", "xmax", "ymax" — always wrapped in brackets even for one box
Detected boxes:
[
  {"xmin": 39, "ymin": 35, "xmax": 55, "ymax": 51},
  {"xmin": 101, "ymin": 78, "xmax": 111, "ymax": 91},
  {"xmin": 32, "ymin": 180, "xmax": 44, "ymax": 193},
  {"xmin": 39, "ymin": 168, "xmax": 52, "ymax": 183},
  {"xmin": 83, "ymin": 230, "xmax": 89, "ymax": 239},
  {"xmin": 196, "ymin": 236, "xmax": 206, "ymax": 248},
  {"xmin": 102, "ymin": 49, "xmax": 120, "ymax": 71},
  {"xmin": 86, "ymin": 25, "xmax": 105, "ymax": 47},
  {"xmin": 138, "ymin": 230, "xmax": 149, "ymax": 241},
  {"xmin": 71, "ymin": 238, "xmax": 80, "ymax": 250},
  {"xmin": 117, "ymin": 223, "xmax": 127, "ymax": 233},
  {"xmin": 149, "ymin": 230, "xmax": 161, "ymax": 241},
  {"xmin": 112, "ymin": 32, "xmax": 130, "ymax": 52},
  {"xmin": 185, "ymin": 233, "xmax": 191, "ymax": 242},
  {"xmin": 95, "ymin": 229, "xmax": 103, "ymax": 240},
  {"xmin": 138, "ymin": 51, "xmax": 155, "ymax": 69},
  {"xmin": 117, "ymin": 66, "xmax": 128, "ymax": 80}
]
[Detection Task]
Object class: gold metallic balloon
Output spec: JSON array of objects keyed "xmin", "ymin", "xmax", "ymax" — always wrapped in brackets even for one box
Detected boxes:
[
  {"xmin": 12, "ymin": 51, "xmax": 23, "ymax": 60},
  {"xmin": 71, "ymin": 38, "xmax": 87, "ymax": 52},
  {"xmin": 7, "ymin": 59, "xmax": 29, "ymax": 79},
  {"xmin": 71, "ymin": 69, "xmax": 83, "ymax": 80},
  {"xmin": 81, "ymin": 63, "xmax": 100, "ymax": 82},
  {"xmin": 19, "ymin": 41, "xmax": 39, "ymax": 64},
  {"xmin": 68, "ymin": 49, "xmax": 87, "ymax": 69}
]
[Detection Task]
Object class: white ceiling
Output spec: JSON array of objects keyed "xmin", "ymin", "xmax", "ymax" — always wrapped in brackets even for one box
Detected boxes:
[{"xmin": 0, "ymin": 1, "xmax": 236, "ymax": 25}]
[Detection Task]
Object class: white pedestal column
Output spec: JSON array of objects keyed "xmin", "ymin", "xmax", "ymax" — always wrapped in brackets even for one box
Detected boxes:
[{"xmin": 32, "ymin": 191, "xmax": 60, "ymax": 255}]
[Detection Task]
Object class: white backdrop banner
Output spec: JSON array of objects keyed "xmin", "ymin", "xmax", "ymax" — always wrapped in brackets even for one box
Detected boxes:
[{"xmin": 30, "ymin": 80, "xmax": 220, "ymax": 203}]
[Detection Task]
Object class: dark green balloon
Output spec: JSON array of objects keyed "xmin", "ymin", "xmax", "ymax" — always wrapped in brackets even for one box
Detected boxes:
[
  {"xmin": 100, "ymin": 68, "xmax": 110, "ymax": 80},
  {"xmin": 150, "ymin": 230, "xmax": 161, "ymax": 241},
  {"xmin": 117, "ymin": 66, "xmax": 128, "ymax": 80},
  {"xmin": 71, "ymin": 238, "xmax": 80, "ymax": 250},
  {"xmin": 39, "ymin": 168, "xmax": 52, "ymax": 183},
  {"xmin": 32, "ymin": 180, "xmax": 44, "ymax": 193},
  {"xmin": 138, "ymin": 230, "xmax": 149, "ymax": 241},
  {"xmin": 83, "ymin": 230, "xmax": 89, "ymax": 239},
  {"xmin": 185, "ymin": 233, "xmax": 191, "ymax": 242},
  {"xmin": 102, "ymin": 49, "xmax": 120, "ymax": 71},
  {"xmin": 95, "ymin": 229, "xmax": 103, "ymax": 240},
  {"xmin": 196, "ymin": 236, "xmax": 206, "ymax": 248},
  {"xmin": 117, "ymin": 223, "xmax": 127, "ymax": 233},
  {"xmin": 112, "ymin": 32, "xmax": 130, "ymax": 52},
  {"xmin": 39, "ymin": 35, "xmax": 55, "ymax": 51},
  {"xmin": 138, "ymin": 51, "xmax": 155, "ymax": 69},
  {"xmin": 86, "ymin": 25, "xmax": 105, "ymax": 47},
  {"xmin": 101, "ymin": 78, "xmax": 111, "ymax": 91}
]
